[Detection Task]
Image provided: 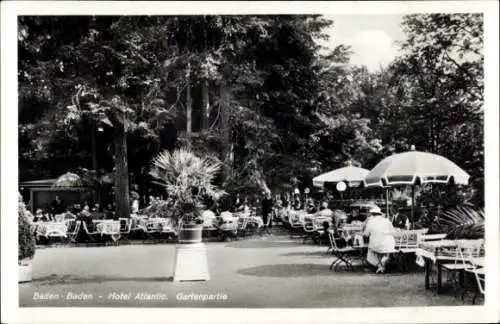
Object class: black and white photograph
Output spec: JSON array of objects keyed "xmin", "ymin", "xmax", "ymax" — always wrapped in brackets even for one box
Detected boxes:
[{"xmin": 1, "ymin": 1, "xmax": 499, "ymax": 324}]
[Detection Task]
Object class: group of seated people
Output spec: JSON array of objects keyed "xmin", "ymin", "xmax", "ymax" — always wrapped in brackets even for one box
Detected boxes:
[
  {"xmin": 331, "ymin": 205, "xmax": 417, "ymax": 274},
  {"xmin": 29, "ymin": 203, "xmax": 116, "ymax": 223}
]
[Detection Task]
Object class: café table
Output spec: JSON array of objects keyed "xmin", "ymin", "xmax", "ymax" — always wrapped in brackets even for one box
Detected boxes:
[
  {"xmin": 416, "ymin": 239, "xmax": 484, "ymax": 294},
  {"xmin": 470, "ymin": 257, "xmax": 485, "ymax": 267}
]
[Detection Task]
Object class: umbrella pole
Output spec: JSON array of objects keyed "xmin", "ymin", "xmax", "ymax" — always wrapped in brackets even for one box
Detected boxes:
[
  {"xmin": 385, "ymin": 187, "xmax": 390, "ymax": 219},
  {"xmin": 411, "ymin": 185, "xmax": 416, "ymax": 228}
]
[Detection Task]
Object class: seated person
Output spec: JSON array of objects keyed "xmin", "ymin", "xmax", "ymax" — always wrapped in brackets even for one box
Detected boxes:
[
  {"xmin": 90, "ymin": 204, "xmax": 104, "ymax": 220},
  {"xmin": 293, "ymin": 196, "xmax": 302, "ymax": 211},
  {"xmin": 240, "ymin": 198, "xmax": 251, "ymax": 215},
  {"xmin": 232, "ymin": 193, "xmax": 243, "ymax": 213},
  {"xmin": 315, "ymin": 202, "xmax": 334, "ymax": 217},
  {"xmin": 306, "ymin": 199, "xmax": 317, "ymax": 214},
  {"xmin": 363, "ymin": 206, "xmax": 396, "ymax": 273},
  {"xmin": 201, "ymin": 209, "xmax": 217, "ymax": 227},
  {"xmin": 24, "ymin": 209, "xmax": 35, "ymax": 223},
  {"xmin": 63, "ymin": 208, "xmax": 76, "ymax": 219},
  {"xmin": 42, "ymin": 211, "xmax": 52, "ymax": 222},
  {"xmin": 131, "ymin": 199, "xmax": 140, "ymax": 214},
  {"xmin": 104, "ymin": 204, "xmax": 115, "ymax": 220},
  {"xmin": 76, "ymin": 206, "xmax": 94, "ymax": 231},
  {"xmin": 332, "ymin": 209, "xmax": 348, "ymax": 229},
  {"xmin": 33, "ymin": 209, "xmax": 44, "ymax": 223},
  {"xmin": 392, "ymin": 209, "xmax": 410, "ymax": 229}
]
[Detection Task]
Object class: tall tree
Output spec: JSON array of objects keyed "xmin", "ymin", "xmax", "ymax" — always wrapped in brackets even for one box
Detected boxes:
[{"xmin": 385, "ymin": 13, "xmax": 484, "ymax": 205}]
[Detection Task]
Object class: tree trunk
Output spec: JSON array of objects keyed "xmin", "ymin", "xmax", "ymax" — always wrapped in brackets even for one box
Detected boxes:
[
  {"xmin": 90, "ymin": 120, "xmax": 99, "ymax": 207},
  {"xmin": 201, "ymin": 18, "xmax": 210, "ymax": 130},
  {"xmin": 91, "ymin": 120, "xmax": 97, "ymax": 171},
  {"xmin": 186, "ymin": 63, "xmax": 193, "ymax": 135},
  {"xmin": 219, "ymin": 63, "xmax": 231, "ymax": 180},
  {"xmin": 201, "ymin": 79, "xmax": 210, "ymax": 129},
  {"xmin": 114, "ymin": 116, "xmax": 130, "ymax": 218}
]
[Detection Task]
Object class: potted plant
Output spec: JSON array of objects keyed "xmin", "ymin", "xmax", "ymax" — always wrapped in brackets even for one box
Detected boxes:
[
  {"xmin": 149, "ymin": 148, "xmax": 226, "ymax": 244},
  {"xmin": 19, "ymin": 194, "xmax": 36, "ymax": 282}
]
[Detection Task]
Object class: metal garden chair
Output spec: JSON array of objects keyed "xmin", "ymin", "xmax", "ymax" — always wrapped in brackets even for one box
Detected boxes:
[{"xmin": 328, "ymin": 229, "xmax": 364, "ymax": 271}]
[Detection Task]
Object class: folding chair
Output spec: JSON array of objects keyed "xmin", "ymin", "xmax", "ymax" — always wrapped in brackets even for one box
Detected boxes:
[
  {"xmin": 289, "ymin": 214, "xmax": 304, "ymax": 239},
  {"xmin": 218, "ymin": 214, "xmax": 238, "ymax": 241},
  {"xmin": 453, "ymin": 240, "xmax": 485, "ymax": 302},
  {"xmin": 142, "ymin": 219, "xmax": 162, "ymax": 243},
  {"xmin": 441, "ymin": 239, "xmax": 483, "ymax": 296},
  {"xmin": 160, "ymin": 219, "xmax": 177, "ymax": 242},
  {"xmin": 328, "ymin": 230, "xmax": 362, "ymax": 271},
  {"xmin": 82, "ymin": 221, "xmax": 101, "ymax": 244},
  {"xmin": 302, "ymin": 217, "xmax": 317, "ymax": 244},
  {"xmin": 117, "ymin": 218, "xmax": 133, "ymax": 244},
  {"xmin": 236, "ymin": 217, "xmax": 248, "ymax": 238},
  {"xmin": 466, "ymin": 266, "xmax": 485, "ymax": 304},
  {"xmin": 65, "ymin": 220, "xmax": 81, "ymax": 244},
  {"xmin": 54, "ymin": 214, "xmax": 64, "ymax": 223},
  {"xmin": 394, "ymin": 230, "xmax": 426, "ymax": 272}
]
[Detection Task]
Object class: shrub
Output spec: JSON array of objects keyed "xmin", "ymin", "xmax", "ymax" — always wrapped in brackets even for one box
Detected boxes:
[{"xmin": 18, "ymin": 198, "xmax": 36, "ymax": 262}]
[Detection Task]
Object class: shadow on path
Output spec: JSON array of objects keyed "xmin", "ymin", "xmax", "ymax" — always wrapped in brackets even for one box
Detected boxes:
[
  {"xmin": 237, "ymin": 263, "xmax": 339, "ymax": 277},
  {"xmin": 280, "ymin": 251, "xmax": 331, "ymax": 258},
  {"xmin": 28, "ymin": 274, "xmax": 173, "ymax": 286},
  {"xmin": 225, "ymin": 240, "xmax": 305, "ymax": 249}
]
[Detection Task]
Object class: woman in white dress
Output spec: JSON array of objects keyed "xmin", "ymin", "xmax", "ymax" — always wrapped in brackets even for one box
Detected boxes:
[{"xmin": 363, "ymin": 206, "xmax": 396, "ymax": 273}]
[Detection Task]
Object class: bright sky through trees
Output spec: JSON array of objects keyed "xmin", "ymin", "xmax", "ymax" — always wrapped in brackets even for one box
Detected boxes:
[{"xmin": 319, "ymin": 15, "xmax": 406, "ymax": 72}]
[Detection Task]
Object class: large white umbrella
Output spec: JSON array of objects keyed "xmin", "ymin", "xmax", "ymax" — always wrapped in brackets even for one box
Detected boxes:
[
  {"xmin": 313, "ymin": 163, "xmax": 370, "ymax": 188},
  {"xmin": 51, "ymin": 172, "xmax": 85, "ymax": 191},
  {"xmin": 363, "ymin": 146, "xmax": 470, "ymax": 223},
  {"xmin": 364, "ymin": 149, "xmax": 470, "ymax": 187}
]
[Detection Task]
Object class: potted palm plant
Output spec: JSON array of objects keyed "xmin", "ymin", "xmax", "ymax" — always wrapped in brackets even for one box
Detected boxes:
[
  {"xmin": 149, "ymin": 148, "xmax": 226, "ymax": 244},
  {"xmin": 19, "ymin": 194, "xmax": 36, "ymax": 282}
]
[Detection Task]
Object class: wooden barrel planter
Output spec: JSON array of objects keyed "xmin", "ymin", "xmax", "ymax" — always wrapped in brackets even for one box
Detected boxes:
[{"xmin": 178, "ymin": 223, "xmax": 203, "ymax": 244}]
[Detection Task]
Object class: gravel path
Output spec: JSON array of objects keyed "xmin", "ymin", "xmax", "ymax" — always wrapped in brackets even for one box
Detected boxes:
[{"xmin": 19, "ymin": 235, "xmax": 469, "ymax": 308}]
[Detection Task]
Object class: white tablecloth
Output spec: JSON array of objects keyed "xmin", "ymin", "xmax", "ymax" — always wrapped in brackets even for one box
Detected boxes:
[
  {"xmin": 36, "ymin": 222, "xmax": 67, "ymax": 238},
  {"xmin": 142, "ymin": 218, "xmax": 177, "ymax": 233},
  {"xmin": 95, "ymin": 221, "xmax": 121, "ymax": 234}
]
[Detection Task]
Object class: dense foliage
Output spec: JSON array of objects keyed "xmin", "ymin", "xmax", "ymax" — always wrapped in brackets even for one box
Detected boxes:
[
  {"xmin": 18, "ymin": 197, "xmax": 36, "ymax": 261},
  {"xmin": 18, "ymin": 14, "xmax": 484, "ymax": 217},
  {"xmin": 439, "ymin": 205, "xmax": 484, "ymax": 239}
]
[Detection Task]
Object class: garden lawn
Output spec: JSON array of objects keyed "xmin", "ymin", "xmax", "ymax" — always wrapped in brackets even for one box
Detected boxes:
[{"xmin": 19, "ymin": 235, "xmax": 465, "ymax": 308}]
